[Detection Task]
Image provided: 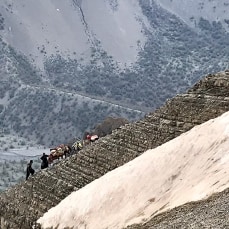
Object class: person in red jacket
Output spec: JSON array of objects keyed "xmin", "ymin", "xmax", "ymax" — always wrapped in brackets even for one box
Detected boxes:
[{"xmin": 86, "ymin": 134, "xmax": 91, "ymax": 141}]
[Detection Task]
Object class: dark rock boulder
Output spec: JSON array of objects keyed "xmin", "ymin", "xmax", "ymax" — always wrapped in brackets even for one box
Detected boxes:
[{"xmin": 92, "ymin": 116, "xmax": 129, "ymax": 137}]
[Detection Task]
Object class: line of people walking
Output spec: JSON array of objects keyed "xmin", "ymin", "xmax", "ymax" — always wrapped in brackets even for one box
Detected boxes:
[{"xmin": 25, "ymin": 135, "xmax": 98, "ymax": 180}]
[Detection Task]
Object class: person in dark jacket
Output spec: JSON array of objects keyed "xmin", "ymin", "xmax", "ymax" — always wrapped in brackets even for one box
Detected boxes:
[
  {"xmin": 40, "ymin": 153, "xmax": 49, "ymax": 169},
  {"xmin": 26, "ymin": 160, "xmax": 35, "ymax": 180}
]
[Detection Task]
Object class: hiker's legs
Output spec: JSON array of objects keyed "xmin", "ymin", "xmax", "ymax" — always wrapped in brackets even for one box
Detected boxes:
[{"xmin": 26, "ymin": 172, "xmax": 30, "ymax": 180}]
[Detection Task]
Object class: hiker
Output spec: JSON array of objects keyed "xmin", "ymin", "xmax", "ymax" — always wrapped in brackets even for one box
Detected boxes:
[
  {"xmin": 76, "ymin": 142, "xmax": 82, "ymax": 151},
  {"xmin": 40, "ymin": 153, "xmax": 49, "ymax": 169},
  {"xmin": 63, "ymin": 145, "xmax": 70, "ymax": 158},
  {"xmin": 26, "ymin": 160, "xmax": 35, "ymax": 180},
  {"xmin": 86, "ymin": 134, "xmax": 91, "ymax": 141},
  {"xmin": 72, "ymin": 141, "xmax": 83, "ymax": 152}
]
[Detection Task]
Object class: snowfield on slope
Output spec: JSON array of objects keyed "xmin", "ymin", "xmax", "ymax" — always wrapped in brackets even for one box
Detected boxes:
[{"xmin": 38, "ymin": 111, "xmax": 229, "ymax": 229}]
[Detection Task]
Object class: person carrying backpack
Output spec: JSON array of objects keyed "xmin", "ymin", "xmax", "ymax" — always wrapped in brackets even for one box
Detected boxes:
[{"xmin": 26, "ymin": 160, "xmax": 35, "ymax": 180}]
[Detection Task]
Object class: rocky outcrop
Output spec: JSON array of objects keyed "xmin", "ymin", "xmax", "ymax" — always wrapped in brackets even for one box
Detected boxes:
[
  {"xmin": 1, "ymin": 70, "xmax": 229, "ymax": 228},
  {"xmin": 91, "ymin": 116, "xmax": 129, "ymax": 137}
]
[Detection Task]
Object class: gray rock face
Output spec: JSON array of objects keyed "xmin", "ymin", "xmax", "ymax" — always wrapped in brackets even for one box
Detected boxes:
[{"xmin": 1, "ymin": 70, "xmax": 229, "ymax": 228}]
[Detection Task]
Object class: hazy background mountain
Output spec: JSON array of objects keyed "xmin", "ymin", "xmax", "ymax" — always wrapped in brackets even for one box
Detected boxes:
[{"xmin": 0, "ymin": 0, "xmax": 229, "ymax": 147}]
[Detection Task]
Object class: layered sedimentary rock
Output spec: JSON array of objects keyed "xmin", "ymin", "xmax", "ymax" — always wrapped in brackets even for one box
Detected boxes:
[{"xmin": 0, "ymin": 70, "xmax": 229, "ymax": 229}]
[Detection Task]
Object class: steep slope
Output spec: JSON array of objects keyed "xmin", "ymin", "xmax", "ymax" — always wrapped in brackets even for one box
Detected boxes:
[
  {"xmin": 1, "ymin": 1, "xmax": 229, "ymax": 147},
  {"xmin": 0, "ymin": 0, "xmax": 149, "ymax": 146},
  {"xmin": 37, "ymin": 111, "xmax": 229, "ymax": 229},
  {"xmin": 0, "ymin": 33, "xmax": 143, "ymax": 146},
  {"xmin": 0, "ymin": 70, "xmax": 229, "ymax": 228}
]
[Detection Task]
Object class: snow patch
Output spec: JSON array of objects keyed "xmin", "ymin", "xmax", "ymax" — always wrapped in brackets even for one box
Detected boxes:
[{"xmin": 38, "ymin": 111, "xmax": 229, "ymax": 229}]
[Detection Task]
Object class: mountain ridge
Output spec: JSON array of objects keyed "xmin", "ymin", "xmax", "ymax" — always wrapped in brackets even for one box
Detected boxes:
[{"xmin": 1, "ymin": 69, "xmax": 229, "ymax": 228}]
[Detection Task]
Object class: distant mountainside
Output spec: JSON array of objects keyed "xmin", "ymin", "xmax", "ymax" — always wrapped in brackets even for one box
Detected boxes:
[
  {"xmin": 0, "ymin": 0, "xmax": 229, "ymax": 146},
  {"xmin": 1, "ymin": 69, "xmax": 229, "ymax": 229},
  {"xmin": 155, "ymin": 0, "xmax": 229, "ymax": 32}
]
